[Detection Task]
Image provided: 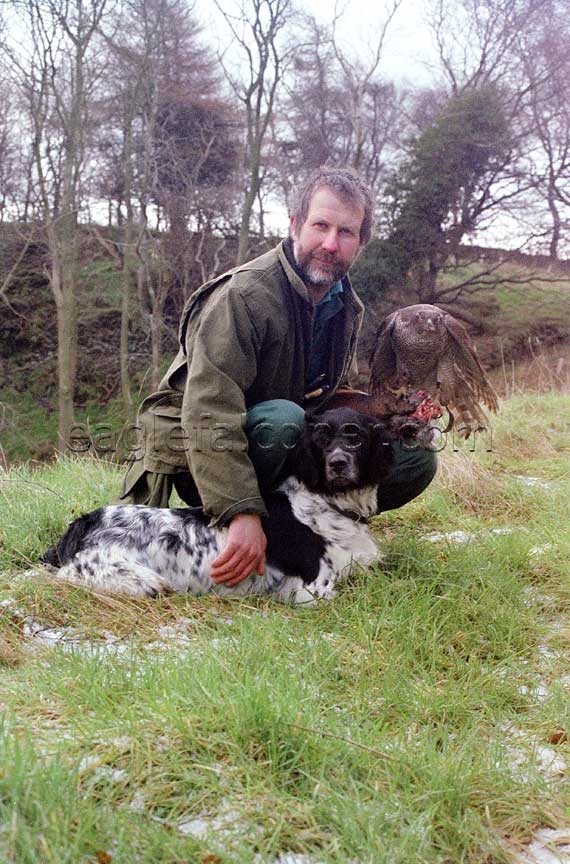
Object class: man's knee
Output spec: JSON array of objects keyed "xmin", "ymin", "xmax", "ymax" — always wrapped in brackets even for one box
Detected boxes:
[
  {"xmin": 400, "ymin": 444, "xmax": 438, "ymax": 487},
  {"xmin": 245, "ymin": 399, "xmax": 305, "ymax": 489},
  {"xmin": 376, "ymin": 443, "xmax": 437, "ymax": 512},
  {"xmin": 245, "ymin": 399, "xmax": 305, "ymax": 433},
  {"xmin": 245, "ymin": 399, "xmax": 305, "ymax": 452}
]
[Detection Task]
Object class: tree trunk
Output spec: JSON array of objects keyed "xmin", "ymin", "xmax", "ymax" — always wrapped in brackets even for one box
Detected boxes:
[
  {"xmin": 237, "ymin": 156, "xmax": 261, "ymax": 265},
  {"xmin": 120, "ymin": 131, "xmax": 135, "ymax": 422},
  {"xmin": 51, "ymin": 240, "xmax": 77, "ymax": 452},
  {"xmin": 120, "ymin": 239, "xmax": 134, "ymax": 422},
  {"xmin": 150, "ymin": 278, "xmax": 163, "ymax": 392},
  {"xmin": 415, "ymin": 257, "xmax": 439, "ymax": 304},
  {"xmin": 547, "ymin": 178, "xmax": 561, "ymax": 260}
]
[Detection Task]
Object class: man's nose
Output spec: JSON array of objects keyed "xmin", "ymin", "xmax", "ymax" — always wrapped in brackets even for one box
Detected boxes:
[{"xmin": 320, "ymin": 229, "xmax": 339, "ymax": 254}]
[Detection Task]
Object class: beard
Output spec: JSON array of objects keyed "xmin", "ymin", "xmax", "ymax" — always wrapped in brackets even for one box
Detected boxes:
[{"xmin": 291, "ymin": 238, "xmax": 350, "ymax": 289}]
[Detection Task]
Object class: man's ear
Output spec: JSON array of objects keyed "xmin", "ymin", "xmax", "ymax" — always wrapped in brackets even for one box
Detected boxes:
[
  {"xmin": 353, "ymin": 242, "xmax": 365, "ymax": 263},
  {"xmin": 367, "ymin": 421, "xmax": 395, "ymax": 483},
  {"xmin": 289, "ymin": 214, "xmax": 297, "ymax": 237}
]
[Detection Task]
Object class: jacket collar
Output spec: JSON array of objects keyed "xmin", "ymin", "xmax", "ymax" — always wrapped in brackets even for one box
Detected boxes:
[
  {"xmin": 278, "ymin": 238, "xmax": 314, "ymax": 304},
  {"xmin": 277, "ymin": 238, "xmax": 365, "ymax": 317}
]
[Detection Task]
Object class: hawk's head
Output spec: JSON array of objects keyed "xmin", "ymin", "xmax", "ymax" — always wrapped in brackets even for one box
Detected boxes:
[{"xmin": 403, "ymin": 305, "xmax": 446, "ymax": 336}]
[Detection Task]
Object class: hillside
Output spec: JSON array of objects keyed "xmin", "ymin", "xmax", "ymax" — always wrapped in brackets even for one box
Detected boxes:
[{"xmin": 1, "ymin": 233, "xmax": 569, "ymax": 464}]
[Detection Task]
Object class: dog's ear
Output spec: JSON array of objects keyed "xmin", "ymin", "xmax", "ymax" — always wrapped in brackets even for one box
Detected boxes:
[
  {"xmin": 365, "ymin": 420, "xmax": 395, "ymax": 483},
  {"xmin": 289, "ymin": 415, "xmax": 321, "ymax": 490}
]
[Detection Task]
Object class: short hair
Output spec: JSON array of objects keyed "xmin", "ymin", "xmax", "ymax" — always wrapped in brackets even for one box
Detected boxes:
[{"xmin": 290, "ymin": 166, "xmax": 374, "ymax": 246}]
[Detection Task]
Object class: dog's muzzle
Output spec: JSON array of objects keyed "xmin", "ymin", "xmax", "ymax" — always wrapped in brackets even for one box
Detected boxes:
[{"xmin": 325, "ymin": 446, "xmax": 359, "ymax": 490}]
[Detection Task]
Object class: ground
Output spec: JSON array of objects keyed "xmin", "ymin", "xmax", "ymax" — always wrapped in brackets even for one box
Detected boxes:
[{"xmin": 0, "ymin": 389, "xmax": 569, "ymax": 863}]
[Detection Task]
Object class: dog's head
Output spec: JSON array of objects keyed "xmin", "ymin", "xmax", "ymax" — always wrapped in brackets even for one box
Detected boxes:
[{"xmin": 293, "ymin": 407, "xmax": 394, "ymax": 494}]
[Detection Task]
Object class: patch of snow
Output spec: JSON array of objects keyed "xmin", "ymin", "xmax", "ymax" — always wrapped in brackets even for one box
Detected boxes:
[
  {"xmin": 177, "ymin": 815, "xmax": 217, "ymax": 839},
  {"xmin": 78, "ymin": 753, "xmax": 103, "ymax": 773},
  {"xmin": 77, "ymin": 738, "xmax": 134, "ymax": 784},
  {"xmin": 424, "ymin": 530, "xmax": 474, "ymax": 544},
  {"xmin": 537, "ymin": 645, "xmax": 563, "ymax": 662},
  {"xmin": 498, "ymin": 725, "xmax": 567, "ymax": 779},
  {"xmin": 87, "ymin": 766, "xmax": 128, "ymax": 785},
  {"xmin": 177, "ymin": 806, "xmax": 245, "ymax": 840},
  {"xmin": 256, "ymin": 856, "xmax": 327, "ymax": 864},
  {"xmin": 423, "ymin": 527, "xmax": 514, "ymax": 544},
  {"xmin": 7, "ymin": 568, "xmax": 46, "ymax": 584},
  {"xmin": 533, "ymin": 747, "xmax": 567, "ymax": 777},
  {"xmin": 505, "ymin": 828, "xmax": 570, "ymax": 863},
  {"xmin": 22, "ymin": 621, "xmax": 86, "ymax": 649},
  {"xmin": 129, "ymin": 790, "xmax": 148, "ymax": 812},
  {"xmin": 518, "ymin": 682, "xmax": 550, "ymax": 702},
  {"xmin": 106, "ymin": 735, "xmax": 136, "ymax": 750},
  {"xmin": 514, "ymin": 476, "xmax": 553, "ymax": 489},
  {"xmin": 2, "ymin": 601, "xmax": 226, "ymax": 659},
  {"xmin": 528, "ymin": 544, "xmax": 554, "ymax": 558}
]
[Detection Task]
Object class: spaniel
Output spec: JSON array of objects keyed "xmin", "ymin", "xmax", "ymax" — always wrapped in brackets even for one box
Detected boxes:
[{"xmin": 42, "ymin": 408, "xmax": 393, "ymax": 604}]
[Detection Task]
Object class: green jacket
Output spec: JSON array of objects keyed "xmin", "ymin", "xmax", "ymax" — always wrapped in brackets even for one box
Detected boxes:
[{"xmin": 132, "ymin": 240, "xmax": 365, "ymax": 523}]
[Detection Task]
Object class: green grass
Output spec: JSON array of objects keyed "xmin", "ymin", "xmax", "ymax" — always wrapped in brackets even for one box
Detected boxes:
[
  {"xmin": 1, "ymin": 392, "xmax": 569, "ymax": 862},
  {"xmin": 0, "ymin": 388, "xmax": 136, "ymax": 464}
]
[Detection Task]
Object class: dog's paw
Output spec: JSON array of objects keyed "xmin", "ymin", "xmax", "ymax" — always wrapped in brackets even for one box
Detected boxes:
[
  {"xmin": 301, "ymin": 577, "xmax": 338, "ymax": 603},
  {"xmin": 290, "ymin": 584, "xmax": 337, "ymax": 605}
]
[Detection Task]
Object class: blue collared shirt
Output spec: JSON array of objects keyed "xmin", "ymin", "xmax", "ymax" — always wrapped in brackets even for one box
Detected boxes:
[{"xmin": 306, "ymin": 281, "xmax": 344, "ymax": 390}]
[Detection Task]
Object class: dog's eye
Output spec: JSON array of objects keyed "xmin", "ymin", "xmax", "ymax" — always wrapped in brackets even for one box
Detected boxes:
[{"xmin": 311, "ymin": 423, "xmax": 333, "ymax": 448}]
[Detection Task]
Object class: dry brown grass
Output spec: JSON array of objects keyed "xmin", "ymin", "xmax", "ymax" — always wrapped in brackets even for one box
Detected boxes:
[
  {"xmin": 435, "ymin": 446, "xmax": 510, "ymax": 516},
  {"xmin": 0, "ymin": 624, "xmax": 25, "ymax": 668},
  {"xmin": 4, "ymin": 570, "xmax": 240, "ymax": 644},
  {"xmin": 489, "ymin": 342, "xmax": 570, "ymax": 398},
  {"xmin": 432, "ymin": 379, "xmax": 568, "ymax": 518}
]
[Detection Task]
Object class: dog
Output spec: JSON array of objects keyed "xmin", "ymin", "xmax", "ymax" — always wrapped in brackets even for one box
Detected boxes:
[{"xmin": 42, "ymin": 408, "xmax": 394, "ymax": 605}]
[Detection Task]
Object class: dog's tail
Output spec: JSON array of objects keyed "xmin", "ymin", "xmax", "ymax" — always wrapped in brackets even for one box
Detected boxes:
[{"xmin": 41, "ymin": 509, "xmax": 105, "ymax": 568}]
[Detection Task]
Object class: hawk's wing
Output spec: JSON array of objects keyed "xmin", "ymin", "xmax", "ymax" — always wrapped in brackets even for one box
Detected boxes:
[
  {"xmin": 433, "ymin": 313, "xmax": 498, "ymax": 435},
  {"xmin": 443, "ymin": 314, "xmax": 499, "ymax": 413}
]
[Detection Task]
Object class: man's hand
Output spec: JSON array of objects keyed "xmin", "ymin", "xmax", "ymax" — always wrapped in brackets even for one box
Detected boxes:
[{"xmin": 209, "ymin": 513, "xmax": 267, "ymax": 587}]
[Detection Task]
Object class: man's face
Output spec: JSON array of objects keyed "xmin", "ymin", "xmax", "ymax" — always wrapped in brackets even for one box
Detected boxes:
[{"xmin": 290, "ymin": 187, "xmax": 364, "ymax": 295}]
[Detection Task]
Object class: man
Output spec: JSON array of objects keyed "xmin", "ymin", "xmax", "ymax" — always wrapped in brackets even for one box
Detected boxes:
[{"xmin": 121, "ymin": 166, "xmax": 436, "ymax": 586}]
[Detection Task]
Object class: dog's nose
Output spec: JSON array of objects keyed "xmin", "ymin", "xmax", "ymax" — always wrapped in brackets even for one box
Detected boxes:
[{"xmin": 328, "ymin": 451, "xmax": 350, "ymax": 473}]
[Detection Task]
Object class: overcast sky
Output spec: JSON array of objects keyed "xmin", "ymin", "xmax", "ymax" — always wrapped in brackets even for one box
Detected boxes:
[
  {"xmin": 195, "ymin": 0, "xmax": 440, "ymax": 88},
  {"xmin": 304, "ymin": 0, "xmax": 439, "ymax": 85}
]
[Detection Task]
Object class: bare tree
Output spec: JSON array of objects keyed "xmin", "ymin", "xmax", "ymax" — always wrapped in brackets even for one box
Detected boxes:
[
  {"xmin": 0, "ymin": 81, "xmax": 18, "ymax": 223},
  {"xmin": 429, "ymin": 0, "xmax": 551, "ymax": 93},
  {"xmin": 4, "ymin": 0, "xmax": 109, "ymax": 449},
  {"xmin": 411, "ymin": 0, "xmax": 570, "ymax": 276},
  {"xmin": 100, "ymin": 0, "xmax": 236, "ymax": 390},
  {"xmin": 520, "ymin": 15, "xmax": 570, "ymax": 258},
  {"xmin": 213, "ymin": 0, "xmax": 298, "ymax": 264},
  {"xmin": 330, "ymin": 0, "xmax": 402, "ymax": 178},
  {"xmin": 275, "ymin": 8, "xmax": 405, "ymax": 217}
]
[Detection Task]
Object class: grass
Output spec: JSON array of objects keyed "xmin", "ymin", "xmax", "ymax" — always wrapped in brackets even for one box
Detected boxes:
[
  {"xmin": 1, "ymin": 392, "xmax": 569, "ymax": 862},
  {"xmin": 0, "ymin": 388, "xmax": 134, "ymax": 465}
]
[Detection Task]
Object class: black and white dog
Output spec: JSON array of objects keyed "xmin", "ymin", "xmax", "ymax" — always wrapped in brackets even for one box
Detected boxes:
[{"xmin": 42, "ymin": 408, "xmax": 394, "ymax": 605}]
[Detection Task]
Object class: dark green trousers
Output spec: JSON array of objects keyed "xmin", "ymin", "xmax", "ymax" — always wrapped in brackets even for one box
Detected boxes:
[{"xmin": 120, "ymin": 399, "xmax": 437, "ymax": 512}]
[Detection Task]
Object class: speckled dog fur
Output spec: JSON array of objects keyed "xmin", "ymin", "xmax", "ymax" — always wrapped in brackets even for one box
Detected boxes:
[{"xmin": 43, "ymin": 408, "xmax": 393, "ymax": 605}]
